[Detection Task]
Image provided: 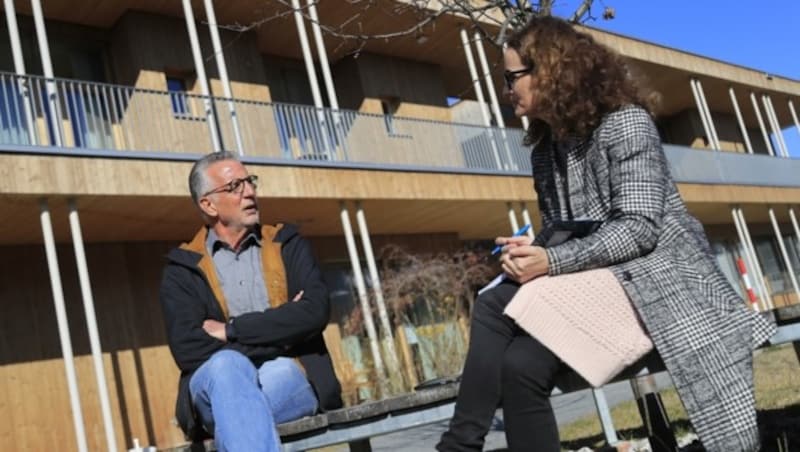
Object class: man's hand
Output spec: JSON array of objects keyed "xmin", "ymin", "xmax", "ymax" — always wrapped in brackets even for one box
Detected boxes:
[
  {"xmin": 496, "ymin": 235, "xmax": 549, "ymax": 283},
  {"xmin": 203, "ymin": 319, "xmax": 227, "ymax": 342}
]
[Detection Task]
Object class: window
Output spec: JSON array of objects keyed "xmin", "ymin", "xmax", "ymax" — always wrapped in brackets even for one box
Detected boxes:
[{"xmin": 167, "ymin": 76, "xmax": 191, "ymax": 116}]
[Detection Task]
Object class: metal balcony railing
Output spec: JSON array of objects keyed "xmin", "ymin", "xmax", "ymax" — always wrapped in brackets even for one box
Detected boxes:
[{"xmin": 0, "ymin": 72, "xmax": 531, "ymax": 174}]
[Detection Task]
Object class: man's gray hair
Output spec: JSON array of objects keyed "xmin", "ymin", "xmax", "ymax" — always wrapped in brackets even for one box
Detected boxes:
[{"xmin": 189, "ymin": 151, "xmax": 239, "ymax": 204}]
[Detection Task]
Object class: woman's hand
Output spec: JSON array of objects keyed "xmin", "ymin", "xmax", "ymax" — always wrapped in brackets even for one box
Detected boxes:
[{"xmin": 496, "ymin": 236, "xmax": 549, "ymax": 283}]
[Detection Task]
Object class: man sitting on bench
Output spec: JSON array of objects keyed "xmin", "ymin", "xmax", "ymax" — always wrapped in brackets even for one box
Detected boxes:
[{"xmin": 160, "ymin": 151, "xmax": 342, "ymax": 451}]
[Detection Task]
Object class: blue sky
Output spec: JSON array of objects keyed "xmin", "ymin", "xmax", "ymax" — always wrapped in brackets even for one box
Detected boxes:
[{"xmin": 553, "ymin": 0, "xmax": 800, "ymax": 156}]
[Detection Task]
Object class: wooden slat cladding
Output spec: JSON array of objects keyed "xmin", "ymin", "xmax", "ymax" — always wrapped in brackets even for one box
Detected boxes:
[{"xmin": 0, "ymin": 241, "xmax": 184, "ymax": 451}]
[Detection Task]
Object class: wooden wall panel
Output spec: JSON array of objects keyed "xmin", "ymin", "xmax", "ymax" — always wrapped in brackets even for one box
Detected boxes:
[{"xmin": 0, "ymin": 241, "xmax": 184, "ymax": 451}]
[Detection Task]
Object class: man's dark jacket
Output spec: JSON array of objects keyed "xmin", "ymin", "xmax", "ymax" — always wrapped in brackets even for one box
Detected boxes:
[{"xmin": 160, "ymin": 223, "xmax": 343, "ymax": 439}]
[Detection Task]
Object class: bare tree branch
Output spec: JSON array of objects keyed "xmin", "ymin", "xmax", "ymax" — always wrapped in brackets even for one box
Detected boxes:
[{"xmin": 217, "ymin": 0, "xmax": 610, "ymax": 57}]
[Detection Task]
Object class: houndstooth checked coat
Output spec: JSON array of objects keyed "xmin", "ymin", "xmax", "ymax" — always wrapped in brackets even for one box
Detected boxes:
[{"xmin": 531, "ymin": 105, "xmax": 776, "ymax": 451}]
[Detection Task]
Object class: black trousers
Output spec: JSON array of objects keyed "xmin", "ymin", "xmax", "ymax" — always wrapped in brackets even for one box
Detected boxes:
[{"xmin": 437, "ymin": 280, "xmax": 563, "ymax": 452}]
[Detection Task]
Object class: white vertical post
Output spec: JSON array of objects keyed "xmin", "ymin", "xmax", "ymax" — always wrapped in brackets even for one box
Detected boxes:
[
  {"xmin": 4, "ymin": 0, "xmax": 37, "ymax": 144},
  {"xmin": 694, "ymin": 79, "xmax": 720, "ymax": 150},
  {"xmin": 788, "ymin": 99, "xmax": 800, "ymax": 138},
  {"xmin": 307, "ymin": 0, "xmax": 338, "ymax": 110},
  {"xmin": 689, "ymin": 79, "xmax": 715, "ymax": 150},
  {"xmin": 737, "ymin": 207, "xmax": 774, "ymax": 310},
  {"xmin": 68, "ymin": 201, "xmax": 117, "ymax": 452},
  {"xmin": 31, "ymin": 0, "xmax": 63, "ymax": 146},
  {"xmin": 291, "ymin": 0, "xmax": 333, "ymax": 159},
  {"xmin": 764, "ymin": 95, "xmax": 789, "ymax": 157},
  {"xmin": 291, "ymin": 0, "xmax": 323, "ymax": 109},
  {"xmin": 354, "ymin": 202, "xmax": 401, "ymax": 379},
  {"xmin": 339, "ymin": 202, "xmax": 387, "ymax": 393},
  {"xmin": 732, "ymin": 207, "xmax": 768, "ymax": 308},
  {"xmin": 474, "ymin": 31, "xmax": 515, "ymax": 169},
  {"xmin": 181, "ymin": 0, "xmax": 221, "ymax": 151},
  {"xmin": 204, "ymin": 0, "xmax": 244, "ymax": 155},
  {"xmin": 761, "ymin": 94, "xmax": 786, "ymax": 157},
  {"xmin": 768, "ymin": 208, "xmax": 800, "ymax": 300},
  {"xmin": 750, "ymin": 92, "xmax": 775, "ymax": 156},
  {"xmin": 519, "ymin": 202, "xmax": 535, "ymax": 239},
  {"xmin": 507, "ymin": 202, "xmax": 520, "ymax": 233},
  {"xmin": 460, "ymin": 28, "xmax": 502, "ymax": 170},
  {"xmin": 40, "ymin": 200, "xmax": 88, "ymax": 452},
  {"xmin": 728, "ymin": 87, "xmax": 753, "ymax": 154},
  {"xmin": 474, "ymin": 32, "xmax": 504, "ymax": 129},
  {"xmin": 306, "ymin": 0, "xmax": 344, "ymax": 160},
  {"xmin": 790, "ymin": 208, "xmax": 800, "ymax": 253}
]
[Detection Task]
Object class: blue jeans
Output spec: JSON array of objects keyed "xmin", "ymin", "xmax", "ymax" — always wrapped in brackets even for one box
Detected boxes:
[{"xmin": 189, "ymin": 350, "xmax": 319, "ymax": 452}]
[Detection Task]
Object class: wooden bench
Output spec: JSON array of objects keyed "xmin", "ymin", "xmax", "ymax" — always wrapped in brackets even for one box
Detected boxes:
[{"xmin": 184, "ymin": 314, "xmax": 800, "ymax": 452}]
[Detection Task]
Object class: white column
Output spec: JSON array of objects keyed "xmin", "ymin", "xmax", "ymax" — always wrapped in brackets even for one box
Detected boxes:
[
  {"xmin": 31, "ymin": 0, "xmax": 63, "ymax": 146},
  {"xmin": 40, "ymin": 200, "xmax": 88, "ymax": 452},
  {"xmin": 474, "ymin": 31, "xmax": 515, "ymax": 169},
  {"xmin": 306, "ymin": 0, "xmax": 344, "ymax": 160},
  {"xmin": 689, "ymin": 79, "xmax": 715, "ymax": 150},
  {"xmin": 790, "ymin": 208, "xmax": 800, "ymax": 253},
  {"xmin": 354, "ymin": 202, "xmax": 401, "ymax": 378},
  {"xmin": 732, "ymin": 207, "xmax": 768, "ymax": 308},
  {"xmin": 339, "ymin": 202, "xmax": 387, "ymax": 393},
  {"xmin": 181, "ymin": 0, "xmax": 221, "ymax": 151},
  {"xmin": 204, "ymin": 0, "xmax": 244, "ymax": 155},
  {"xmin": 737, "ymin": 207, "xmax": 774, "ymax": 310},
  {"xmin": 694, "ymin": 79, "xmax": 720, "ymax": 150},
  {"xmin": 459, "ymin": 28, "xmax": 502, "ymax": 170},
  {"xmin": 507, "ymin": 202, "xmax": 520, "ymax": 233},
  {"xmin": 68, "ymin": 201, "xmax": 117, "ymax": 452},
  {"xmin": 728, "ymin": 87, "xmax": 753, "ymax": 154},
  {"xmin": 788, "ymin": 99, "xmax": 800, "ymax": 138},
  {"xmin": 474, "ymin": 32, "xmax": 504, "ymax": 129},
  {"xmin": 291, "ymin": 0, "xmax": 333, "ymax": 159},
  {"xmin": 307, "ymin": 0, "xmax": 338, "ymax": 110},
  {"xmin": 761, "ymin": 94, "xmax": 787, "ymax": 157},
  {"xmin": 768, "ymin": 208, "xmax": 800, "ymax": 300},
  {"xmin": 291, "ymin": 0, "xmax": 323, "ymax": 109},
  {"xmin": 764, "ymin": 95, "xmax": 789, "ymax": 157},
  {"xmin": 4, "ymin": 0, "xmax": 37, "ymax": 144},
  {"xmin": 519, "ymin": 202, "xmax": 535, "ymax": 239},
  {"xmin": 750, "ymin": 92, "xmax": 775, "ymax": 156}
]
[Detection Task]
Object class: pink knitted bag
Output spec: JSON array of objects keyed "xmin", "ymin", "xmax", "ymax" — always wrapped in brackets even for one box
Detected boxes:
[{"xmin": 504, "ymin": 268, "xmax": 653, "ymax": 387}]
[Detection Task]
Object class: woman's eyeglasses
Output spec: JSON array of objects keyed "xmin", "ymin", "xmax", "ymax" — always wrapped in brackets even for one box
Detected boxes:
[
  {"xmin": 503, "ymin": 67, "xmax": 533, "ymax": 90},
  {"xmin": 203, "ymin": 175, "xmax": 259, "ymax": 196}
]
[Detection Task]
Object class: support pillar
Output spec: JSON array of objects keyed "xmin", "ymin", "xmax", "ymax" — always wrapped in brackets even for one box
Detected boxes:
[
  {"xmin": 339, "ymin": 202, "xmax": 388, "ymax": 396},
  {"xmin": 40, "ymin": 200, "xmax": 88, "ymax": 452},
  {"xmin": 181, "ymin": 0, "xmax": 221, "ymax": 151},
  {"xmin": 204, "ymin": 0, "xmax": 244, "ymax": 155},
  {"xmin": 728, "ymin": 87, "xmax": 753, "ymax": 153},
  {"xmin": 354, "ymin": 202, "xmax": 402, "ymax": 389}
]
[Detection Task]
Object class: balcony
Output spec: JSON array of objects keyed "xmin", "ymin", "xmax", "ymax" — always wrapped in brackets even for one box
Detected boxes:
[
  {"xmin": 1, "ymin": 72, "xmax": 798, "ymax": 189},
  {"xmin": 0, "ymin": 71, "xmax": 531, "ymax": 174}
]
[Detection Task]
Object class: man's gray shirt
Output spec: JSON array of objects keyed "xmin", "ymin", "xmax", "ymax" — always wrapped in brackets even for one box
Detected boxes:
[{"xmin": 206, "ymin": 228, "xmax": 270, "ymax": 317}]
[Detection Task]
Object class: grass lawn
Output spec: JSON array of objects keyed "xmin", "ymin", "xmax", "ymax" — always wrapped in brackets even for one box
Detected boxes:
[{"xmin": 558, "ymin": 344, "xmax": 800, "ymax": 451}]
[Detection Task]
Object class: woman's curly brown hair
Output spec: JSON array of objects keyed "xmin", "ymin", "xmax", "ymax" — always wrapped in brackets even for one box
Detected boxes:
[{"xmin": 506, "ymin": 16, "xmax": 657, "ymax": 144}]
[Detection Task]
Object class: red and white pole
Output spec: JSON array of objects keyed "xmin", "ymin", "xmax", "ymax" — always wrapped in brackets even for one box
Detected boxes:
[{"xmin": 736, "ymin": 257, "xmax": 759, "ymax": 310}]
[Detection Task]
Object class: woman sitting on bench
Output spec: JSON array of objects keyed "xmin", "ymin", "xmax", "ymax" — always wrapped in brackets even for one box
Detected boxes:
[{"xmin": 436, "ymin": 16, "xmax": 775, "ymax": 452}]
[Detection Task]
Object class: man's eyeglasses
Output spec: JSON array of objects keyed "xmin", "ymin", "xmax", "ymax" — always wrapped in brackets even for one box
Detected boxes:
[
  {"xmin": 203, "ymin": 175, "xmax": 259, "ymax": 197},
  {"xmin": 503, "ymin": 67, "xmax": 533, "ymax": 90}
]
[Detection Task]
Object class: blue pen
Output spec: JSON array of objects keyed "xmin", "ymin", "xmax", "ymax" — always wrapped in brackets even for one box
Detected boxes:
[{"xmin": 491, "ymin": 224, "xmax": 531, "ymax": 255}]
